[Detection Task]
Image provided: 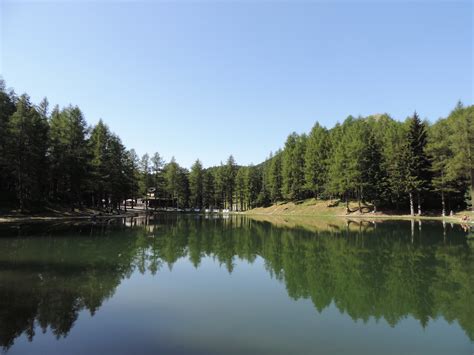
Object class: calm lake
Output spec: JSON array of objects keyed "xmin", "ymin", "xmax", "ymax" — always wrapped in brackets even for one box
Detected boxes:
[{"xmin": 0, "ymin": 215, "xmax": 472, "ymax": 354}]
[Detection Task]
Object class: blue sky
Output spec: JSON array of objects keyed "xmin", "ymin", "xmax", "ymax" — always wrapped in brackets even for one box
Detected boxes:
[{"xmin": 1, "ymin": 0, "xmax": 472, "ymax": 168}]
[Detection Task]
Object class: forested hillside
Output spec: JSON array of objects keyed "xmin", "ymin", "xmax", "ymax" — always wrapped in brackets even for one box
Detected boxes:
[{"xmin": 0, "ymin": 79, "xmax": 472, "ymax": 215}]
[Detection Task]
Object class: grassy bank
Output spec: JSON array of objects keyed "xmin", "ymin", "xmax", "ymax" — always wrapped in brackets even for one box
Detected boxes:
[{"xmin": 244, "ymin": 198, "xmax": 474, "ymax": 224}]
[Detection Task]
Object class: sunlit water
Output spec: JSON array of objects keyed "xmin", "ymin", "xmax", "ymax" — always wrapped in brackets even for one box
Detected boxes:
[{"xmin": 0, "ymin": 215, "xmax": 472, "ymax": 354}]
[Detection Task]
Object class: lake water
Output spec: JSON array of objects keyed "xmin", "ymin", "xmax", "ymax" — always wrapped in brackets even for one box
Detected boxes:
[{"xmin": 0, "ymin": 215, "xmax": 472, "ymax": 354}]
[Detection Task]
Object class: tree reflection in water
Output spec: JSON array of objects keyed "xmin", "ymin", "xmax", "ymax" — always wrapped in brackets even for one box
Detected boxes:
[{"xmin": 0, "ymin": 215, "xmax": 472, "ymax": 351}]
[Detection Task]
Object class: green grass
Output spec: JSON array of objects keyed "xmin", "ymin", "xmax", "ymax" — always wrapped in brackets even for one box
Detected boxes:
[{"xmin": 244, "ymin": 198, "xmax": 473, "ymax": 224}]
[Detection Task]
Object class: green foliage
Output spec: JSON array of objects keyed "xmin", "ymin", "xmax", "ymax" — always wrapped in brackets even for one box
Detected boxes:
[
  {"xmin": 235, "ymin": 167, "xmax": 247, "ymax": 210},
  {"xmin": 247, "ymin": 165, "xmax": 264, "ymax": 208},
  {"xmin": 444, "ymin": 104, "xmax": 474, "ymax": 210},
  {"xmin": 189, "ymin": 159, "xmax": 204, "ymax": 208},
  {"xmin": 202, "ymin": 170, "xmax": 215, "ymax": 209},
  {"xmin": 326, "ymin": 117, "xmax": 369, "ymax": 209},
  {"xmin": 404, "ymin": 113, "xmax": 431, "ymax": 196},
  {"xmin": 282, "ymin": 133, "xmax": 307, "ymax": 200},
  {"xmin": 224, "ymin": 155, "xmax": 238, "ymax": 209},
  {"xmin": 267, "ymin": 150, "xmax": 283, "ymax": 202},
  {"xmin": 0, "ymin": 78, "xmax": 471, "ymax": 213},
  {"xmin": 361, "ymin": 131, "xmax": 386, "ymax": 208},
  {"xmin": 126, "ymin": 149, "xmax": 141, "ymax": 200},
  {"xmin": 150, "ymin": 152, "xmax": 165, "ymax": 198},
  {"xmin": 163, "ymin": 157, "xmax": 189, "ymax": 208},
  {"xmin": 0, "ymin": 80, "xmax": 17, "ymax": 205},
  {"xmin": 87, "ymin": 121, "xmax": 135, "ymax": 208},
  {"xmin": 382, "ymin": 119, "xmax": 408, "ymax": 209},
  {"xmin": 304, "ymin": 123, "xmax": 329, "ymax": 198},
  {"xmin": 7, "ymin": 95, "xmax": 49, "ymax": 211},
  {"xmin": 48, "ymin": 105, "xmax": 89, "ymax": 204}
]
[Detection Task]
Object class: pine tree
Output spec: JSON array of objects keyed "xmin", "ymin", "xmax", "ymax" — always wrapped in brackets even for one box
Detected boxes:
[
  {"xmin": 258, "ymin": 162, "xmax": 270, "ymax": 207},
  {"xmin": 235, "ymin": 167, "xmax": 247, "ymax": 211},
  {"xmin": 304, "ymin": 123, "xmax": 329, "ymax": 199},
  {"xmin": 49, "ymin": 105, "xmax": 89, "ymax": 205},
  {"xmin": 282, "ymin": 133, "xmax": 307, "ymax": 200},
  {"xmin": 124, "ymin": 149, "xmax": 140, "ymax": 207},
  {"xmin": 89, "ymin": 120, "xmax": 111, "ymax": 208},
  {"xmin": 268, "ymin": 150, "xmax": 283, "ymax": 203},
  {"xmin": 139, "ymin": 153, "xmax": 151, "ymax": 209},
  {"xmin": 404, "ymin": 112, "xmax": 431, "ymax": 215},
  {"xmin": 246, "ymin": 165, "xmax": 262, "ymax": 209},
  {"xmin": 381, "ymin": 118, "xmax": 407, "ymax": 211},
  {"xmin": 0, "ymin": 79, "xmax": 17, "ymax": 206},
  {"xmin": 224, "ymin": 155, "xmax": 237, "ymax": 210},
  {"xmin": 151, "ymin": 152, "xmax": 165, "ymax": 199},
  {"xmin": 7, "ymin": 94, "xmax": 49, "ymax": 211},
  {"xmin": 105, "ymin": 134, "xmax": 129, "ymax": 209},
  {"xmin": 426, "ymin": 120, "xmax": 454, "ymax": 215},
  {"xmin": 202, "ymin": 170, "xmax": 215, "ymax": 209},
  {"xmin": 213, "ymin": 164, "xmax": 225, "ymax": 209},
  {"xmin": 361, "ymin": 131, "xmax": 386, "ymax": 212},
  {"xmin": 445, "ymin": 103, "xmax": 474, "ymax": 212},
  {"xmin": 326, "ymin": 117, "xmax": 366, "ymax": 211},
  {"xmin": 176, "ymin": 166, "xmax": 190, "ymax": 208},
  {"xmin": 189, "ymin": 159, "xmax": 204, "ymax": 209},
  {"xmin": 164, "ymin": 157, "xmax": 189, "ymax": 208}
]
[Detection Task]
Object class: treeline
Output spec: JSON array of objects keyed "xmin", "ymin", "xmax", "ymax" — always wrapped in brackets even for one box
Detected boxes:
[
  {"xmin": 0, "ymin": 81, "xmax": 136, "ymax": 211},
  {"xmin": 0, "ymin": 79, "xmax": 472, "ymax": 214},
  {"xmin": 268, "ymin": 106, "xmax": 474, "ymax": 215},
  {"xmin": 147, "ymin": 107, "xmax": 473, "ymax": 215}
]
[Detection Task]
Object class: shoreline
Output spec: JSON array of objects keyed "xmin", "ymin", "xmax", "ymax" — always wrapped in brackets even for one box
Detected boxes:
[
  {"xmin": 240, "ymin": 199, "xmax": 474, "ymax": 226},
  {"xmin": 0, "ymin": 208, "xmax": 472, "ymax": 226},
  {"xmin": 0, "ymin": 209, "xmax": 148, "ymax": 224},
  {"xmin": 242, "ymin": 211, "xmax": 473, "ymax": 225}
]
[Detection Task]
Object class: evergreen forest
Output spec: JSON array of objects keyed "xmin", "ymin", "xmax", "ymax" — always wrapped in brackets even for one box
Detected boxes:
[{"xmin": 0, "ymin": 79, "xmax": 472, "ymax": 215}]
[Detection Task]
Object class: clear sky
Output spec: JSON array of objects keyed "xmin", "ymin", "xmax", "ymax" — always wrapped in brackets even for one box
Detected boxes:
[{"xmin": 1, "ymin": 0, "xmax": 472, "ymax": 168}]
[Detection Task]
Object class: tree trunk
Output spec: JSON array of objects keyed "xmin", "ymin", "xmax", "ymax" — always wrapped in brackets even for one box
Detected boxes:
[
  {"xmin": 409, "ymin": 192, "xmax": 414, "ymax": 216},
  {"xmin": 441, "ymin": 190, "xmax": 446, "ymax": 217},
  {"xmin": 417, "ymin": 193, "xmax": 422, "ymax": 216},
  {"xmin": 358, "ymin": 188, "xmax": 361, "ymax": 212},
  {"xmin": 470, "ymin": 168, "xmax": 474, "ymax": 212},
  {"xmin": 18, "ymin": 168, "xmax": 24, "ymax": 213}
]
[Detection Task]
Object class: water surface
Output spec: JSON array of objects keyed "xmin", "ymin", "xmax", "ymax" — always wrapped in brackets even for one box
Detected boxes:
[{"xmin": 0, "ymin": 215, "xmax": 472, "ymax": 354}]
